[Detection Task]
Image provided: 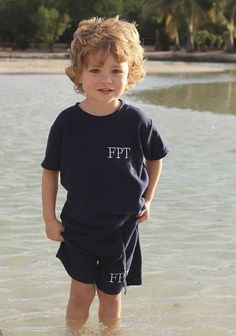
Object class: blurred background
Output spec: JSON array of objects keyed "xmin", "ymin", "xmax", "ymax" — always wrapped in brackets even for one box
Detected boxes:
[{"xmin": 0, "ymin": 0, "xmax": 236, "ymax": 53}]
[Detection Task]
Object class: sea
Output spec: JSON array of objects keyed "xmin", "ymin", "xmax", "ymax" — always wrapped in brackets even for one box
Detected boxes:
[{"xmin": 0, "ymin": 62, "xmax": 236, "ymax": 335}]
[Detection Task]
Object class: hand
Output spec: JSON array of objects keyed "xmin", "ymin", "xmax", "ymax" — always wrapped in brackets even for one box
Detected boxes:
[
  {"xmin": 136, "ymin": 201, "xmax": 151, "ymax": 223},
  {"xmin": 45, "ymin": 218, "xmax": 65, "ymax": 242}
]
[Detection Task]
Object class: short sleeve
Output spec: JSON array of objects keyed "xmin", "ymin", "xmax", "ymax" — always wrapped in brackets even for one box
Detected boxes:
[
  {"xmin": 41, "ymin": 120, "xmax": 62, "ymax": 170},
  {"xmin": 140, "ymin": 119, "xmax": 168, "ymax": 160}
]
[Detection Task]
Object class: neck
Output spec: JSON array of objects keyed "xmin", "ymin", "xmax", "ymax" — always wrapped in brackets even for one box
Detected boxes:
[{"xmin": 80, "ymin": 99, "xmax": 121, "ymax": 116}]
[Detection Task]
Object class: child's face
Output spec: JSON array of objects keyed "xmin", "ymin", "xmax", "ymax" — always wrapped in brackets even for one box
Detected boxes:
[{"xmin": 80, "ymin": 51, "xmax": 129, "ymax": 106}]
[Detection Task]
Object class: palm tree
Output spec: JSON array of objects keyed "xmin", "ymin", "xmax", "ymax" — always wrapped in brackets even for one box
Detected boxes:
[
  {"xmin": 227, "ymin": 0, "xmax": 236, "ymax": 50},
  {"xmin": 161, "ymin": 0, "xmax": 183, "ymax": 50},
  {"xmin": 142, "ymin": 0, "xmax": 209, "ymax": 51},
  {"xmin": 208, "ymin": 0, "xmax": 236, "ymax": 51},
  {"xmin": 183, "ymin": 0, "xmax": 209, "ymax": 51}
]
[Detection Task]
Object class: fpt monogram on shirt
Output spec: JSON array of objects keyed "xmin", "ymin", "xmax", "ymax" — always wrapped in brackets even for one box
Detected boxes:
[{"xmin": 107, "ymin": 146, "xmax": 131, "ymax": 159}]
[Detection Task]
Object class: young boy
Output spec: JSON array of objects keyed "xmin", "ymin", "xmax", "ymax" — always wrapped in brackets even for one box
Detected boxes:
[{"xmin": 41, "ymin": 16, "xmax": 168, "ymax": 327}]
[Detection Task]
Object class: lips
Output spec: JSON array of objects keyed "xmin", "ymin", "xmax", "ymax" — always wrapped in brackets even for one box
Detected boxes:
[{"xmin": 98, "ymin": 88, "xmax": 114, "ymax": 94}]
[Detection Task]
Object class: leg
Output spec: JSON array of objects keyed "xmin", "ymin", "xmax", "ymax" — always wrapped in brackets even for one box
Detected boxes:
[
  {"xmin": 66, "ymin": 279, "xmax": 96, "ymax": 321},
  {"xmin": 100, "ymin": 318, "xmax": 121, "ymax": 336},
  {"xmin": 97, "ymin": 288, "xmax": 122, "ymax": 322}
]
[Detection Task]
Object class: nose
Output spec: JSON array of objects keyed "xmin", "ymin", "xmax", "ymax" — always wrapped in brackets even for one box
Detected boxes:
[{"xmin": 100, "ymin": 71, "xmax": 112, "ymax": 83}]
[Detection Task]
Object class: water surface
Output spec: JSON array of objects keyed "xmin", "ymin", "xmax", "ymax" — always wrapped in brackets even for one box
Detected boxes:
[
  {"xmin": 129, "ymin": 66, "xmax": 236, "ymax": 115},
  {"xmin": 0, "ymin": 67, "xmax": 236, "ymax": 335}
]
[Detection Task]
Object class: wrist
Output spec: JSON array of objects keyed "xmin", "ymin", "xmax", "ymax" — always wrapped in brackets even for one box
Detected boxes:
[
  {"xmin": 143, "ymin": 196, "xmax": 152, "ymax": 204},
  {"xmin": 43, "ymin": 215, "xmax": 57, "ymax": 225}
]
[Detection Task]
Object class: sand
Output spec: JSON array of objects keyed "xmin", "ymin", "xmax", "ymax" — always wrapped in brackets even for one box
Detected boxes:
[
  {"xmin": 0, "ymin": 58, "xmax": 233, "ymax": 75},
  {"xmin": 0, "ymin": 50, "xmax": 235, "ymax": 74}
]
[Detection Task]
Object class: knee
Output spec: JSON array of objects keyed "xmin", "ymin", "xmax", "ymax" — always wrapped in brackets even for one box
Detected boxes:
[
  {"xmin": 97, "ymin": 290, "xmax": 120, "ymax": 306},
  {"xmin": 69, "ymin": 280, "xmax": 95, "ymax": 307},
  {"xmin": 97, "ymin": 289, "xmax": 121, "ymax": 315}
]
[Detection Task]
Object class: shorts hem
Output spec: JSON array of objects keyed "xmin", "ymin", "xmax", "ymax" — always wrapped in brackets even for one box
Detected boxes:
[
  {"xmin": 56, "ymin": 254, "xmax": 95, "ymax": 285},
  {"xmin": 96, "ymin": 285, "xmax": 124, "ymax": 295},
  {"xmin": 96, "ymin": 281, "xmax": 142, "ymax": 295}
]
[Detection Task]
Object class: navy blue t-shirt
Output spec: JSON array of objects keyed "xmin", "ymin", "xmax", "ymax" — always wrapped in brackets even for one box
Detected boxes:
[{"xmin": 41, "ymin": 100, "xmax": 168, "ymax": 221}]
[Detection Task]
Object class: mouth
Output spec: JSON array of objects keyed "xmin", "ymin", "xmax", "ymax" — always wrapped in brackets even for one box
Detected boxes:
[{"xmin": 97, "ymin": 88, "xmax": 114, "ymax": 94}]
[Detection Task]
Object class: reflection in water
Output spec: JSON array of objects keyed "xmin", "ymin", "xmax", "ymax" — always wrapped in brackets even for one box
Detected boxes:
[{"xmin": 131, "ymin": 81, "xmax": 236, "ymax": 115}]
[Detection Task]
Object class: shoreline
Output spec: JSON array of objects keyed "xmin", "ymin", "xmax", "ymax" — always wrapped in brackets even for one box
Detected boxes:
[
  {"xmin": 0, "ymin": 50, "xmax": 236, "ymax": 75},
  {"xmin": 145, "ymin": 50, "xmax": 236, "ymax": 63},
  {"xmin": 1, "ymin": 49, "xmax": 236, "ymax": 62}
]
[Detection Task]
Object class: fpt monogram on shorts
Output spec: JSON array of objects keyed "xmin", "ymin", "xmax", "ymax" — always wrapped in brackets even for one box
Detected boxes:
[{"xmin": 109, "ymin": 272, "xmax": 126, "ymax": 283}]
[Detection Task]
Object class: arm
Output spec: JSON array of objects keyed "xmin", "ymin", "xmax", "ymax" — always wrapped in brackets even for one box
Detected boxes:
[
  {"xmin": 137, "ymin": 159, "xmax": 163, "ymax": 223},
  {"xmin": 41, "ymin": 168, "xmax": 65, "ymax": 242}
]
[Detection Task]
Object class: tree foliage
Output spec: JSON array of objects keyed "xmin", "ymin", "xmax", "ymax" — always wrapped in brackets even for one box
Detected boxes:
[
  {"xmin": 36, "ymin": 5, "xmax": 71, "ymax": 50},
  {"xmin": 0, "ymin": 0, "xmax": 40, "ymax": 48},
  {"xmin": 0, "ymin": 0, "xmax": 235, "ymax": 51}
]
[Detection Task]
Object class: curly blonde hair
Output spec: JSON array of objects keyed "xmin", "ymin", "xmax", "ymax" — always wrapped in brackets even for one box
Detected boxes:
[{"xmin": 65, "ymin": 16, "xmax": 145, "ymax": 93}]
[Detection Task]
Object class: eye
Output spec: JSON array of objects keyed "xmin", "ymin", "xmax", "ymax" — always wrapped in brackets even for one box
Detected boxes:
[
  {"xmin": 112, "ymin": 69, "xmax": 123, "ymax": 74},
  {"xmin": 89, "ymin": 68, "xmax": 100, "ymax": 73}
]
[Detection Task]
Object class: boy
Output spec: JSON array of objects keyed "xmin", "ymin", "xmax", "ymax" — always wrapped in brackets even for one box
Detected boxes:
[{"xmin": 41, "ymin": 16, "xmax": 168, "ymax": 327}]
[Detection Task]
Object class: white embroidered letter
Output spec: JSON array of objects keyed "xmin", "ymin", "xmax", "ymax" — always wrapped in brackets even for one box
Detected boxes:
[
  {"xmin": 124, "ymin": 147, "xmax": 131, "ymax": 158},
  {"xmin": 108, "ymin": 147, "xmax": 116, "ymax": 159},
  {"xmin": 116, "ymin": 147, "xmax": 124, "ymax": 159},
  {"xmin": 109, "ymin": 273, "xmax": 118, "ymax": 283}
]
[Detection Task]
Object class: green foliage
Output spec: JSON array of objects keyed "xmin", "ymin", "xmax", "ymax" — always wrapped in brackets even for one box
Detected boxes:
[
  {"xmin": 0, "ymin": 0, "xmax": 235, "ymax": 51},
  {"xmin": 194, "ymin": 29, "xmax": 213, "ymax": 50},
  {"xmin": 36, "ymin": 5, "xmax": 71, "ymax": 50},
  {"xmin": 95, "ymin": 0, "xmax": 123, "ymax": 17},
  {"xmin": 0, "ymin": 0, "xmax": 40, "ymax": 48}
]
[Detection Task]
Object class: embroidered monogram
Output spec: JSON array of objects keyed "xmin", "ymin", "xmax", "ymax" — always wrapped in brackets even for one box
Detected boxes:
[
  {"xmin": 109, "ymin": 272, "xmax": 125, "ymax": 283},
  {"xmin": 107, "ymin": 146, "xmax": 131, "ymax": 159}
]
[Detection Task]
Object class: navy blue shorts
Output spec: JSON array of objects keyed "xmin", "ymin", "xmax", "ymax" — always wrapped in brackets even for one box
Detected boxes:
[{"xmin": 56, "ymin": 214, "xmax": 142, "ymax": 295}]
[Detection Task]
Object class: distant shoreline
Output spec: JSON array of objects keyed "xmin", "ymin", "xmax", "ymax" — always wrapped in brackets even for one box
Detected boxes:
[
  {"xmin": 1, "ymin": 49, "xmax": 236, "ymax": 62},
  {"xmin": 0, "ymin": 49, "xmax": 236, "ymax": 75},
  {"xmin": 145, "ymin": 50, "xmax": 236, "ymax": 63}
]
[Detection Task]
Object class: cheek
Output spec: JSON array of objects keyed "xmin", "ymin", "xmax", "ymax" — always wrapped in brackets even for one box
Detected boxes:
[
  {"xmin": 80, "ymin": 76, "xmax": 93, "ymax": 89},
  {"xmin": 121, "ymin": 76, "xmax": 129, "ymax": 88},
  {"xmin": 117, "ymin": 73, "xmax": 128, "ymax": 85}
]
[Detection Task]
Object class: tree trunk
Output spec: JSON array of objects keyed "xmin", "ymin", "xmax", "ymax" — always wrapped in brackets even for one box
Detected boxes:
[
  {"xmin": 227, "ymin": 1, "xmax": 236, "ymax": 51},
  {"xmin": 154, "ymin": 29, "xmax": 161, "ymax": 51},
  {"xmin": 174, "ymin": 30, "xmax": 181, "ymax": 50},
  {"xmin": 187, "ymin": 22, "xmax": 195, "ymax": 52}
]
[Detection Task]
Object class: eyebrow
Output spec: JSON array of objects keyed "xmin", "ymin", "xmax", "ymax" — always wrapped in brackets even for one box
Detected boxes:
[
  {"xmin": 88, "ymin": 64, "xmax": 102, "ymax": 68},
  {"xmin": 88, "ymin": 63, "xmax": 123, "ymax": 68}
]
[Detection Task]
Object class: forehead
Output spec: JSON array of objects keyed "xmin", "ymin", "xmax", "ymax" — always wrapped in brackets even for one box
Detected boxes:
[{"xmin": 84, "ymin": 50, "xmax": 127, "ymax": 67}]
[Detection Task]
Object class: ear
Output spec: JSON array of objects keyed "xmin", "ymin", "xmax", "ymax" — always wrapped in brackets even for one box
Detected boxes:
[{"xmin": 77, "ymin": 74, "xmax": 82, "ymax": 84}]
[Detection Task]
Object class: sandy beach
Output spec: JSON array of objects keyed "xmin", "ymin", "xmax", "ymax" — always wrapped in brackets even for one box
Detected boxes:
[
  {"xmin": 0, "ymin": 57, "xmax": 234, "ymax": 75},
  {"xmin": 0, "ymin": 50, "xmax": 236, "ymax": 74}
]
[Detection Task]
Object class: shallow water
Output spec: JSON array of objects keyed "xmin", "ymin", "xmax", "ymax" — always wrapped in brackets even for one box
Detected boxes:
[
  {"xmin": 130, "ymin": 65, "xmax": 236, "ymax": 115},
  {"xmin": 0, "ymin": 66, "xmax": 236, "ymax": 335}
]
